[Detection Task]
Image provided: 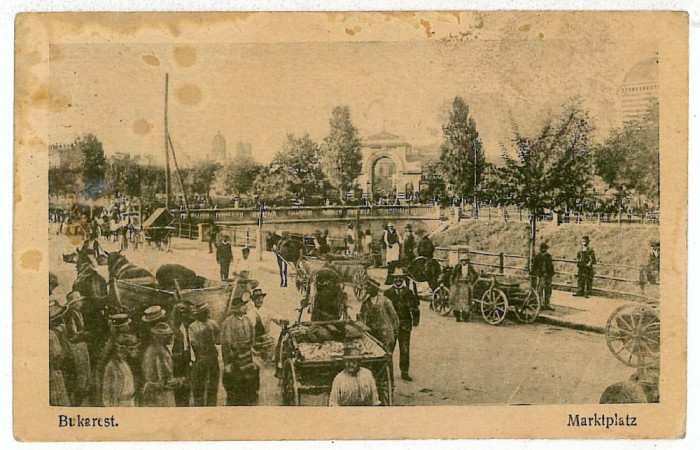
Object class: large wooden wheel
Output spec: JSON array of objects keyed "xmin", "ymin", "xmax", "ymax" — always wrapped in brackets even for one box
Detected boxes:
[
  {"xmin": 281, "ymin": 359, "xmax": 300, "ymax": 406},
  {"xmin": 432, "ymin": 286, "xmax": 453, "ymax": 316},
  {"xmin": 384, "ymin": 365, "xmax": 393, "ymax": 406},
  {"xmin": 353, "ymin": 268, "xmax": 367, "ymax": 300},
  {"xmin": 480, "ymin": 288, "xmax": 508, "ymax": 325},
  {"xmin": 513, "ymin": 288, "xmax": 541, "ymax": 323},
  {"xmin": 605, "ymin": 303, "xmax": 660, "ymax": 368}
]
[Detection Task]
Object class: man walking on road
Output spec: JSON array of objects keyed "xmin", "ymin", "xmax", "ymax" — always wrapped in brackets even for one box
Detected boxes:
[
  {"xmin": 383, "ymin": 268, "xmax": 420, "ymax": 382},
  {"xmin": 531, "ymin": 242, "xmax": 555, "ymax": 310},
  {"xmin": 216, "ymin": 234, "xmax": 233, "ymax": 281},
  {"xmin": 575, "ymin": 236, "xmax": 596, "ymax": 298}
]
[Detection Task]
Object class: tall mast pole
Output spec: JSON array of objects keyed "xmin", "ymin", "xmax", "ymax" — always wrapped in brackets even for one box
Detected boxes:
[{"xmin": 164, "ymin": 73, "xmax": 171, "ymax": 211}]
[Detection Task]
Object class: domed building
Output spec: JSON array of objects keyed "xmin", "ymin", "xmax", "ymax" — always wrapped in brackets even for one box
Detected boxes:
[
  {"xmin": 210, "ymin": 132, "xmax": 227, "ymax": 163},
  {"xmin": 620, "ymin": 56, "xmax": 658, "ymax": 123}
]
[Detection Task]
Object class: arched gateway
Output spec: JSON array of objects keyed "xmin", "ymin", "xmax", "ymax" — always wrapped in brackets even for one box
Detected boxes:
[{"xmin": 357, "ymin": 132, "xmax": 424, "ymax": 200}]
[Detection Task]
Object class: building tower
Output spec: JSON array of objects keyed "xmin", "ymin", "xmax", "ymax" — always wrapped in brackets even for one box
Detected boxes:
[
  {"xmin": 620, "ymin": 56, "xmax": 659, "ymax": 124},
  {"xmin": 211, "ymin": 132, "xmax": 226, "ymax": 163}
]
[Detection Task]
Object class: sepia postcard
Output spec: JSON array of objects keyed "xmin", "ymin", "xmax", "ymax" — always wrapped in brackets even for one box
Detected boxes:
[{"xmin": 13, "ymin": 11, "xmax": 687, "ymax": 441}]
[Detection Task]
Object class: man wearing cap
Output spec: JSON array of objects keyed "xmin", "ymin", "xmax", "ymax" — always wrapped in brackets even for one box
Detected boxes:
[
  {"xmin": 216, "ymin": 234, "xmax": 234, "ymax": 280},
  {"xmin": 401, "ymin": 224, "xmax": 416, "ymax": 265},
  {"xmin": 450, "ymin": 250, "xmax": 479, "ymax": 322},
  {"xmin": 64, "ymin": 291, "xmax": 91, "ymax": 406},
  {"xmin": 531, "ymin": 242, "xmax": 555, "ymax": 310},
  {"xmin": 189, "ymin": 302, "xmax": 221, "ymax": 407},
  {"xmin": 102, "ymin": 334, "xmax": 139, "ymax": 407},
  {"xmin": 383, "ymin": 268, "xmax": 420, "ymax": 382},
  {"xmin": 49, "ymin": 302, "xmax": 72, "ymax": 406},
  {"xmin": 220, "ymin": 293, "xmax": 262, "ymax": 405},
  {"xmin": 92, "ymin": 312, "xmax": 132, "ymax": 406},
  {"xmin": 383, "ymin": 223, "xmax": 402, "ymax": 283},
  {"xmin": 416, "ymin": 230, "xmax": 435, "ymax": 260},
  {"xmin": 142, "ymin": 322, "xmax": 184, "ymax": 407},
  {"xmin": 328, "ymin": 347, "xmax": 380, "ymax": 406},
  {"xmin": 248, "ymin": 288, "xmax": 288, "ymax": 363},
  {"xmin": 357, "ymin": 278, "xmax": 398, "ymax": 404},
  {"xmin": 575, "ymin": 236, "xmax": 596, "ymax": 298}
]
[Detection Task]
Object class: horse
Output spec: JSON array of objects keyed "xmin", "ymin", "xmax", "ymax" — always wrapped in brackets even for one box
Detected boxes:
[
  {"xmin": 267, "ymin": 232, "xmax": 307, "ymax": 288},
  {"xmin": 406, "ymin": 256, "xmax": 444, "ymax": 292},
  {"xmin": 307, "ymin": 268, "xmax": 347, "ymax": 322},
  {"xmin": 107, "ymin": 251, "xmax": 154, "ymax": 283}
]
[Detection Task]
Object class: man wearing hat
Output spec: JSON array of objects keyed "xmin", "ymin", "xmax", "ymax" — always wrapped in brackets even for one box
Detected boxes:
[
  {"xmin": 401, "ymin": 224, "xmax": 416, "ymax": 265},
  {"xmin": 383, "ymin": 268, "xmax": 420, "ymax": 382},
  {"xmin": 92, "ymin": 312, "xmax": 132, "ymax": 406},
  {"xmin": 644, "ymin": 239, "xmax": 660, "ymax": 285},
  {"xmin": 140, "ymin": 305, "xmax": 168, "ymax": 352},
  {"xmin": 102, "ymin": 334, "xmax": 139, "ymax": 407},
  {"xmin": 220, "ymin": 293, "xmax": 262, "ymax": 405},
  {"xmin": 357, "ymin": 278, "xmax": 398, "ymax": 404},
  {"xmin": 233, "ymin": 246, "xmax": 253, "ymax": 279},
  {"xmin": 49, "ymin": 302, "xmax": 71, "ymax": 406},
  {"xmin": 575, "ymin": 236, "xmax": 596, "ymax": 298},
  {"xmin": 141, "ymin": 322, "xmax": 184, "ymax": 407},
  {"xmin": 416, "ymin": 230, "xmax": 435, "ymax": 260},
  {"xmin": 329, "ymin": 347, "xmax": 380, "ymax": 406},
  {"xmin": 216, "ymin": 234, "xmax": 234, "ymax": 280},
  {"xmin": 64, "ymin": 291, "xmax": 91, "ymax": 406},
  {"xmin": 531, "ymin": 242, "xmax": 555, "ymax": 310},
  {"xmin": 450, "ymin": 249, "xmax": 479, "ymax": 322},
  {"xmin": 248, "ymin": 287, "xmax": 288, "ymax": 363},
  {"xmin": 171, "ymin": 302, "xmax": 194, "ymax": 407},
  {"xmin": 189, "ymin": 302, "xmax": 221, "ymax": 406},
  {"xmin": 383, "ymin": 223, "xmax": 402, "ymax": 283}
]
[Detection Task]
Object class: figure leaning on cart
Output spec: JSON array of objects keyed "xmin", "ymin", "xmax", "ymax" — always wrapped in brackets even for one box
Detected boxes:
[
  {"xmin": 574, "ymin": 236, "xmax": 596, "ymax": 298},
  {"xmin": 357, "ymin": 278, "xmax": 399, "ymax": 405},
  {"xmin": 383, "ymin": 268, "xmax": 420, "ymax": 382},
  {"xmin": 220, "ymin": 293, "xmax": 265, "ymax": 406},
  {"xmin": 450, "ymin": 249, "xmax": 479, "ymax": 323},
  {"xmin": 329, "ymin": 347, "xmax": 381, "ymax": 406},
  {"xmin": 531, "ymin": 242, "xmax": 555, "ymax": 311}
]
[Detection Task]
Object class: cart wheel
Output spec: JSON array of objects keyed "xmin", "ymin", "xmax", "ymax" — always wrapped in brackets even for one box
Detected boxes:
[
  {"xmin": 281, "ymin": 359, "xmax": 300, "ymax": 406},
  {"xmin": 385, "ymin": 364, "xmax": 393, "ymax": 406},
  {"xmin": 432, "ymin": 286, "xmax": 453, "ymax": 316},
  {"xmin": 480, "ymin": 288, "xmax": 508, "ymax": 325},
  {"xmin": 605, "ymin": 303, "xmax": 660, "ymax": 368},
  {"xmin": 353, "ymin": 269, "xmax": 367, "ymax": 299},
  {"xmin": 514, "ymin": 288, "xmax": 541, "ymax": 323}
]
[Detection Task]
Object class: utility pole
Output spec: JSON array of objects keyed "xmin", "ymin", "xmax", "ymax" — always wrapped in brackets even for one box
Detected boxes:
[{"xmin": 164, "ymin": 73, "xmax": 171, "ymax": 211}]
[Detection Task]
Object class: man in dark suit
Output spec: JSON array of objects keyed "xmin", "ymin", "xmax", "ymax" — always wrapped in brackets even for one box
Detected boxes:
[
  {"xmin": 216, "ymin": 234, "xmax": 233, "ymax": 280},
  {"xmin": 383, "ymin": 268, "xmax": 420, "ymax": 382},
  {"xmin": 531, "ymin": 242, "xmax": 555, "ymax": 310},
  {"xmin": 575, "ymin": 236, "xmax": 596, "ymax": 298}
]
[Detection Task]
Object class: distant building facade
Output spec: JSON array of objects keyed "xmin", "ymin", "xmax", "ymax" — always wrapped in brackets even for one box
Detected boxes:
[
  {"xmin": 209, "ymin": 132, "xmax": 227, "ymax": 162},
  {"xmin": 235, "ymin": 141, "xmax": 252, "ymax": 160},
  {"xmin": 356, "ymin": 132, "xmax": 440, "ymax": 200},
  {"xmin": 49, "ymin": 143, "xmax": 83, "ymax": 169},
  {"xmin": 620, "ymin": 56, "xmax": 658, "ymax": 123}
]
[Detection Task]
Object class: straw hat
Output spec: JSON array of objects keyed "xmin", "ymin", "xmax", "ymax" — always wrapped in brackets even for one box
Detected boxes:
[{"xmin": 142, "ymin": 305, "xmax": 166, "ymax": 323}]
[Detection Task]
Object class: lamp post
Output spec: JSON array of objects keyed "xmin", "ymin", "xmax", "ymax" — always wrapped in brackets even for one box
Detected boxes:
[{"xmin": 366, "ymin": 179, "xmax": 371, "ymax": 203}]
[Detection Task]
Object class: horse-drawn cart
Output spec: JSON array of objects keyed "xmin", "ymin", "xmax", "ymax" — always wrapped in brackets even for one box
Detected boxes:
[
  {"xmin": 277, "ymin": 320, "xmax": 393, "ymax": 406},
  {"xmin": 431, "ymin": 274, "xmax": 541, "ymax": 325},
  {"xmin": 112, "ymin": 277, "xmax": 235, "ymax": 323}
]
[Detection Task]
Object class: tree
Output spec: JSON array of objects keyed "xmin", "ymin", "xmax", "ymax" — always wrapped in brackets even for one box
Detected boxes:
[
  {"xmin": 594, "ymin": 101, "xmax": 659, "ymax": 209},
  {"xmin": 77, "ymin": 133, "xmax": 106, "ymax": 200},
  {"xmin": 496, "ymin": 99, "xmax": 594, "ymax": 266},
  {"xmin": 186, "ymin": 161, "xmax": 222, "ymax": 198},
  {"xmin": 320, "ymin": 106, "xmax": 363, "ymax": 201},
  {"xmin": 273, "ymin": 134, "xmax": 325, "ymax": 201},
  {"xmin": 438, "ymin": 97, "xmax": 486, "ymax": 208},
  {"xmin": 213, "ymin": 158, "xmax": 264, "ymax": 198},
  {"xmin": 251, "ymin": 166, "xmax": 293, "ymax": 206}
]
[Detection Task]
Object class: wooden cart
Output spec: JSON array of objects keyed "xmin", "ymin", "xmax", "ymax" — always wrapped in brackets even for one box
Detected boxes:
[
  {"xmin": 604, "ymin": 301, "xmax": 660, "ymax": 368},
  {"xmin": 470, "ymin": 275, "xmax": 541, "ymax": 325},
  {"xmin": 277, "ymin": 320, "xmax": 393, "ymax": 406}
]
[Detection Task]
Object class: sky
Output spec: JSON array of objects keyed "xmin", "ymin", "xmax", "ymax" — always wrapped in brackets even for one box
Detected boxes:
[{"xmin": 47, "ymin": 17, "xmax": 658, "ymax": 165}]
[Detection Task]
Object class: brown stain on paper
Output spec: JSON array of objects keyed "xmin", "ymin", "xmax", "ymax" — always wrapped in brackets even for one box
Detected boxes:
[
  {"xmin": 175, "ymin": 83, "xmax": 203, "ymax": 105},
  {"xmin": 420, "ymin": 19, "xmax": 433, "ymax": 38},
  {"xmin": 519, "ymin": 23, "xmax": 532, "ymax": 32},
  {"xmin": 132, "ymin": 118, "xmax": 153, "ymax": 135},
  {"xmin": 173, "ymin": 45, "xmax": 197, "ymax": 67},
  {"xmin": 20, "ymin": 250, "xmax": 42, "ymax": 272},
  {"xmin": 141, "ymin": 54, "xmax": 160, "ymax": 66}
]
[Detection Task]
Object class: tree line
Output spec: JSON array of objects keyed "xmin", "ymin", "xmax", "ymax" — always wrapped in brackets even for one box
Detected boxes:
[{"xmin": 50, "ymin": 97, "xmax": 659, "ymax": 217}]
